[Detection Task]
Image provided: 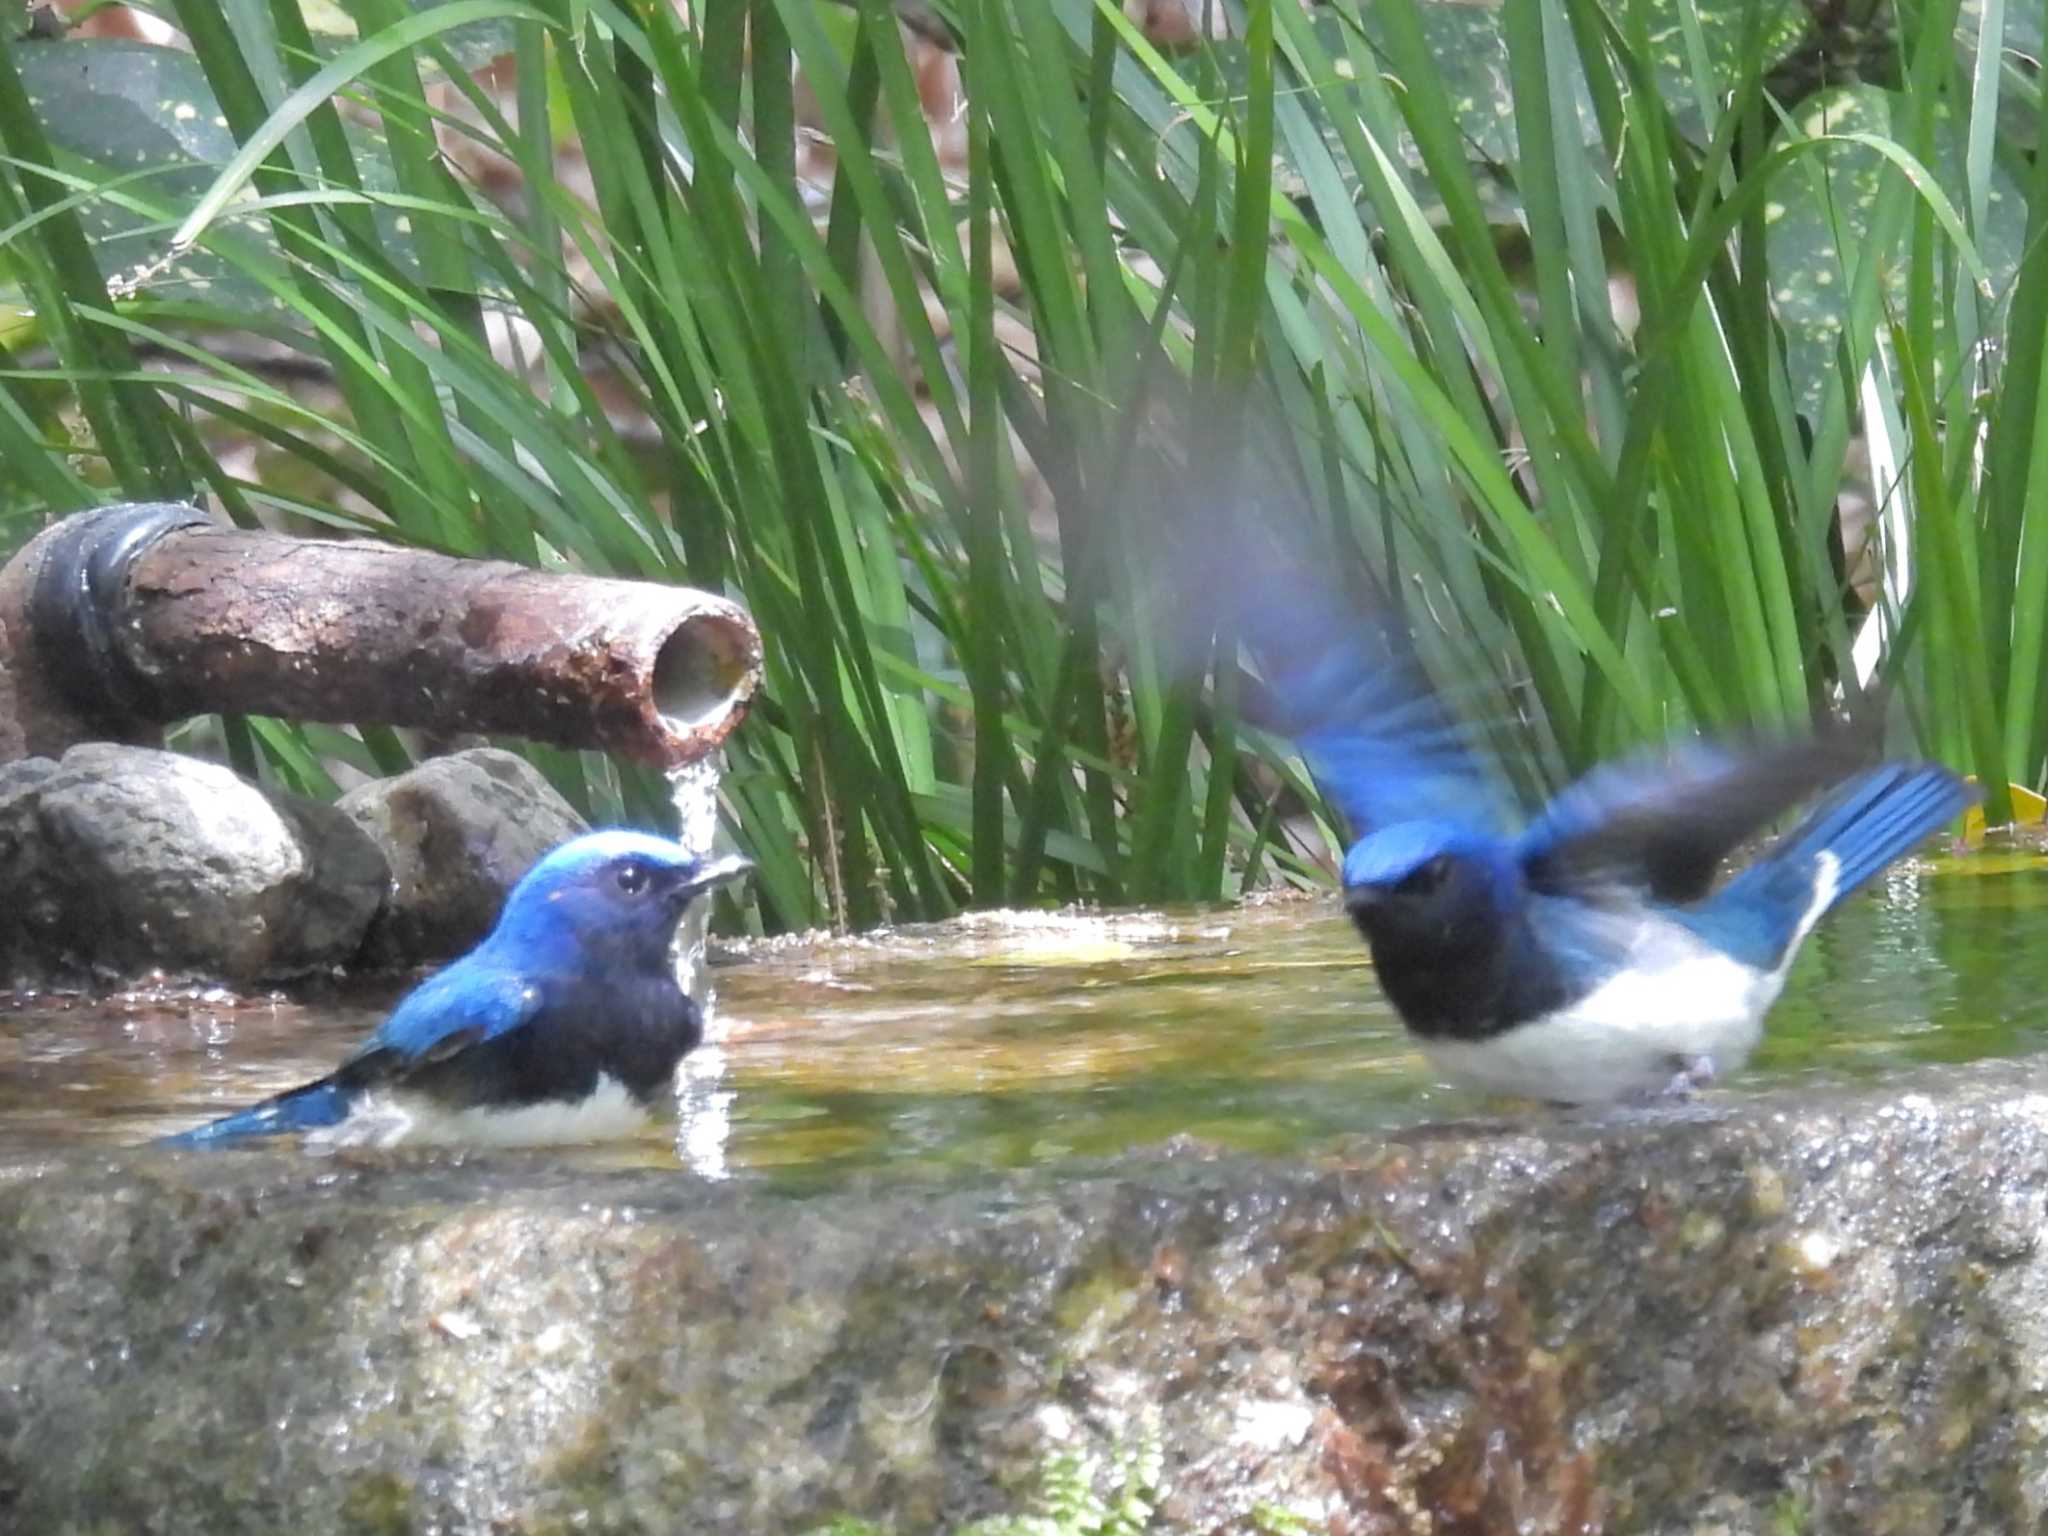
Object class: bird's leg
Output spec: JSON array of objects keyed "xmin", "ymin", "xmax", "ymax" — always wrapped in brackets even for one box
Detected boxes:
[
  {"xmin": 1567, "ymin": 1053, "xmax": 1723, "ymax": 1125},
  {"xmin": 1657, "ymin": 1052, "xmax": 1718, "ymax": 1099}
]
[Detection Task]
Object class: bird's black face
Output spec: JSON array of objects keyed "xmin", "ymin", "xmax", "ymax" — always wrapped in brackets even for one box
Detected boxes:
[
  {"xmin": 1343, "ymin": 850, "xmax": 1493, "ymax": 953},
  {"xmin": 1342, "ymin": 845, "xmax": 1521, "ymax": 1036}
]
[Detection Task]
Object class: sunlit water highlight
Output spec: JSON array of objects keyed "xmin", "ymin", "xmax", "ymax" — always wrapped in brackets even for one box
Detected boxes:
[{"xmin": 9, "ymin": 854, "xmax": 2048, "ymax": 1186}]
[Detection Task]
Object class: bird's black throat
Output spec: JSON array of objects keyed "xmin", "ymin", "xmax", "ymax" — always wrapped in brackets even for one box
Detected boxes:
[{"xmin": 1350, "ymin": 902, "xmax": 1574, "ymax": 1043}]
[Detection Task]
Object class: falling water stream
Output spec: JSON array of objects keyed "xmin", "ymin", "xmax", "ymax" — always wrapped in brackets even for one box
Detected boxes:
[{"xmin": 667, "ymin": 754, "xmax": 733, "ymax": 1179}]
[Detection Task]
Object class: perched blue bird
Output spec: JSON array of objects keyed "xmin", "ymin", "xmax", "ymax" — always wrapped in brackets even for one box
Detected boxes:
[
  {"xmin": 1212, "ymin": 554, "xmax": 1973, "ymax": 1104},
  {"xmin": 162, "ymin": 831, "xmax": 751, "ymax": 1148}
]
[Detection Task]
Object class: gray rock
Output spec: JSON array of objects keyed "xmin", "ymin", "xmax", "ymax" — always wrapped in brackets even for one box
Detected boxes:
[
  {"xmin": 338, "ymin": 747, "xmax": 588, "ymax": 965},
  {"xmin": 268, "ymin": 794, "xmax": 400, "ymax": 968},
  {"xmin": 0, "ymin": 754, "xmax": 58, "ymax": 802},
  {"xmin": 7, "ymin": 1063, "xmax": 2048, "ymax": 1531},
  {"xmin": 0, "ymin": 742, "xmax": 386, "ymax": 985}
]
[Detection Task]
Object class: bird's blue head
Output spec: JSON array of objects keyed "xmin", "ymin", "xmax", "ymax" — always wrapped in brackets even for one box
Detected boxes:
[
  {"xmin": 490, "ymin": 830, "xmax": 751, "ymax": 969},
  {"xmin": 1340, "ymin": 819, "xmax": 1517, "ymax": 950}
]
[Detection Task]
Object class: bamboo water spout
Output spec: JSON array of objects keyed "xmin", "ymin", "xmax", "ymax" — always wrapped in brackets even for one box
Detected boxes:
[{"xmin": 0, "ymin": 504, "xmax": 760, "ymax": 766}]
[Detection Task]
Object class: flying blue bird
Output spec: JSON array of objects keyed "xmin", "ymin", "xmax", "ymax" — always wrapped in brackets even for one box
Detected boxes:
[
  {"xmin": 1212, "ymin": 550, "xmax": 1973, "ymax": 1104},
  {"xmin": 162, "ymin": 830, "xmax": 751, "ymax": 1148}
]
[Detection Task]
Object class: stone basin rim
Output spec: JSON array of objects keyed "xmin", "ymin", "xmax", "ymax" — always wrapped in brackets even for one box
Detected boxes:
[{"xmin": 8, "ymin": 1053, "xmax": 2048, "ymax": 1533}]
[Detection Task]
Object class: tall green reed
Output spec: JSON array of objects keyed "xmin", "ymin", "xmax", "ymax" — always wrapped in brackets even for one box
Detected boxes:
[{"xmin": 0, "ymin": 0, "xmax": 2030, "ymax": 935}]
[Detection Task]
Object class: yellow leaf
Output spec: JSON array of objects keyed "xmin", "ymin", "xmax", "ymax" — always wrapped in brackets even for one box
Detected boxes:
[{"xmin": 1960, "ymin": 779, "xmax": 2048, "ymax": 846}]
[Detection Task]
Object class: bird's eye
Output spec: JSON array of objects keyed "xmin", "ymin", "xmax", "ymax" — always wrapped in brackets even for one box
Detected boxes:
[
  {"xmin": 614, "ymin": 861, "xmax": 651, "ymax": 896},
  {"xmin": 1400, "ymin": 855, "xmax": 1452, "ymax": 895}
]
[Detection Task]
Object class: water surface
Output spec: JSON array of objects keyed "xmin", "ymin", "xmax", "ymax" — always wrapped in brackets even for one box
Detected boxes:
[{"xmin": 4, "ymin": 857, "xmax": 2044, "ymax": 1186}]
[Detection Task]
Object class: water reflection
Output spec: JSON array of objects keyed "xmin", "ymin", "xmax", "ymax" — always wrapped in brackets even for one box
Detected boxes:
[{"xmin": 6, "ymin": 857, "xmax": 2046, "ymax": 1184}]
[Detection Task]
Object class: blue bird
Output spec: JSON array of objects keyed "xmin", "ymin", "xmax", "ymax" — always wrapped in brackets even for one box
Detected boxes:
[
  {"xmin": 1217, "ymin": 558, "xmax": 1973, "ymax": 1104},
  {"xmin": 162, "ymin": 831, "xmax": 751, "ymax": 1148}
]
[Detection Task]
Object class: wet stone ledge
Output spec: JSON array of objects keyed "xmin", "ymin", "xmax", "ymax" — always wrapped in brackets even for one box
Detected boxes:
[{"xmin": 6, "ymin": 1062, "xmax": 2048, "ymax": 1534}]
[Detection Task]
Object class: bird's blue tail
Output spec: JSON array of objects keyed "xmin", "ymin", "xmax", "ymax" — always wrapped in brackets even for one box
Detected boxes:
[
  {"xmin": 1705, "ymin": 762, "xmax": 1972, "ymax": 966},
  {"xmin": 158, "ymin": 1078, "xmax": 351, "ymax": 1149},
  {"xmin": 1766, "ymin": 761, "xmax": 1974, "ymax": 899}
]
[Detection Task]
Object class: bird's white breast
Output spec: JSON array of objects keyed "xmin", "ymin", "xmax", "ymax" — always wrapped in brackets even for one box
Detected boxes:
[
  {"xmin": 1422, "ymin": 852, "xmax": 1842, "ymax": 1105},
  {"xmin": 309, "ymin": 1074, "xmax": 655, "ymax": 1149},
  {"xmin": 1423, "ymin": 945, "xmax": 1771, "ymax": 1104}
]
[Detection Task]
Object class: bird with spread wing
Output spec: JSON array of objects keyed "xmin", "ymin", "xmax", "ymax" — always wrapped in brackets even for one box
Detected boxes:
[{"xmin": 1175, "ymin": 502, "xmax": 1970, "ymax": 1103}]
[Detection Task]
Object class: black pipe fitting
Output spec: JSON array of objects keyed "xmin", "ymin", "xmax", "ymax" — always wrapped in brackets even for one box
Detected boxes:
[{"xmin": 27, "ymin": 502, "xmax": 211, "ymax": 730}]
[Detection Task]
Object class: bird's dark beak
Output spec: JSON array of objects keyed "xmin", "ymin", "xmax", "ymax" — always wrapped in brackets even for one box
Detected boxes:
[
  {"xmin": 679, "ymin": 853, "xmax": 753, "ymax": 901},
  {"xmin": 1343, "ymin": 883, "xmax": 1381, "ymax": 914}
]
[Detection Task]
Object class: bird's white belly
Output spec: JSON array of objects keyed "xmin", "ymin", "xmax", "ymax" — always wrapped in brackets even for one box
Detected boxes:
[
  {"xmin": 310, "ymin": 1074, "xmax": 655, "ymax": 1149},
  {"xmin": 1419, "ymin": 860, "xmax": 1844, "ymax": 1106},
  {"xmin": 1421, "ymin": 947, "xmax": 1781, "ymax": 1105}
]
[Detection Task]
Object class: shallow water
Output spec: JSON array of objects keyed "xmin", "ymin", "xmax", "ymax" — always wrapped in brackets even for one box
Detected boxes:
[{"xmin": 4, "ymin": 855, "xmax": 2046, "ymax": 1185}]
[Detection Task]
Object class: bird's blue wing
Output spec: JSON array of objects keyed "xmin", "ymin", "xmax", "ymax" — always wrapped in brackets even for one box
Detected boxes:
[
  {"xmin": 1125, "ymin": 444, "xmax": 1508, "ymax": 840},
  {"xmin": 162, "ymin": 951, "xmax": 542, "ymax": 1150},
  {"xmin": 350, "ymin": 955, "xmax": 542, "ymax": 1070},
  {"xmin": 1237, "ymin": 570, "xmax": 1507, "ymax": 839},
  {"xmin": 1516, "ymin": 730, "xmax": 1871, "ymax": 901}
]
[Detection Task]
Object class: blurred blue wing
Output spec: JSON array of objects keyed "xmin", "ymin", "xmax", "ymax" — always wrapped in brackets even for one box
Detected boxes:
[
  {"xmin": 1238, "ymin": 570, "xmax": 1507, "ymax": 840},
  {"xmin": 1130, "ymin": 452, "xmax": 1506, "ymax": 841},
  {"xmin": 1516, "ymin": 731, "xmax": 1872, "ymax": 901}
]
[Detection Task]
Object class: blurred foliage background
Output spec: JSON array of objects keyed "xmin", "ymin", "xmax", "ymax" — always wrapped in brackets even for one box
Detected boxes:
[{"xmin": 0, "ymin": 0, "xmax": 2037, "ymax": 933}]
